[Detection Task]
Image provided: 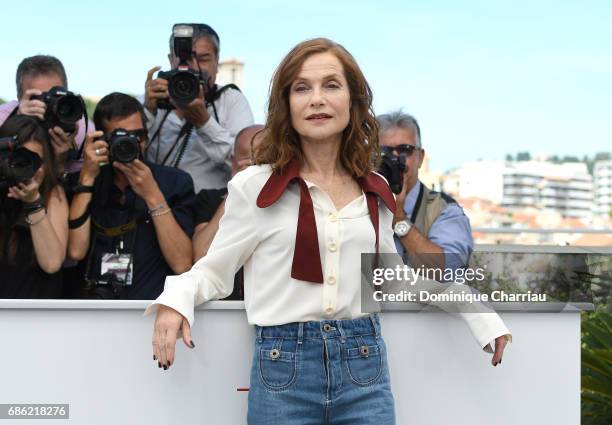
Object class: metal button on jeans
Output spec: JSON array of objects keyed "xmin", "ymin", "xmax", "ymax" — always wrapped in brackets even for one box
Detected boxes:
[
  {"xmin": 270, "ymin": 349, "xmax": 280, "ymax": 360},
  {"xmin": 323, "ymin": 323, "xmax": 332, "ymax": 332},
  {"xmin": 360, "ymin": 345, "xmax": 370, "ymax": 357}
]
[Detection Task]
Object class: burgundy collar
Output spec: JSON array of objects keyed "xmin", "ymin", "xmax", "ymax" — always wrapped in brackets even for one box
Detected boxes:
[{"xmin": 257, "ymin": 160, "xmax": 395, "ymax": 283}]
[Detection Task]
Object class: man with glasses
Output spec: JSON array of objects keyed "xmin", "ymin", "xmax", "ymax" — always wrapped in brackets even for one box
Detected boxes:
[
  {"xmin": 143, "ymin": 23, "xmax": 254, "ymax": 193},
  {"xmin": 67, "ymin": 93, "xmax": 195, "ymax": 299},
  {"xmin": 378, "ymin": 110, "xmax": 473, "ymax": 271}
]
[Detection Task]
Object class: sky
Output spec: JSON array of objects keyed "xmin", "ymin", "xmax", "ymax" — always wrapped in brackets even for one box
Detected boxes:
[{"xmin": 1, "ymin": 0, "xmax": 610, "ymax": 173}]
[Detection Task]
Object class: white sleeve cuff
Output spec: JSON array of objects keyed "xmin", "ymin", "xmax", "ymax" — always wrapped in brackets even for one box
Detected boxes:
[
  {"xmin": 143, "ymin": 275, "xmax": 199, "ymax": 330},
  {"xmin": 460, "ymin": 312, "xmax": 513, "ymax": 353}
]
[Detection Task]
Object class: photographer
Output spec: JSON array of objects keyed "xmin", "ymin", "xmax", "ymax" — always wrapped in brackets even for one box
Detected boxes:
[
  {"xmin": 0, "ymin": 55, "xmax": 93, "ymax": 176},
  {"xmin": 0, "ymin": 115, "xmax": 69, "ymax": 298},
  {"xmin": 378, "ymin": 110, "xmax": 473, "ymax": 271},
  {"xmin": 143, "ymin": 23, "xmax": 254, "ymax": 192},
  {"xmin": 67, "ymin": 93, "xmax": 195, "ymax": 299}
]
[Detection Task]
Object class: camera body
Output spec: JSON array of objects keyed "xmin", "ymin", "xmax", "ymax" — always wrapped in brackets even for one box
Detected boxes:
[
  {"xmin": 31, "ymin": 86, "xmax": 84, "ymax": 133},
  {"xmin": 157, "ymin": 24, "xmax": 209, "ymax": 110},
  {"xmin": 106, "ymin": 129, "xmax": 140, "ymax": 163},
  {"xmin": 0, "ymin": 136, "xmax": 43, "ymax": 191},
  {"xmin": 377, "ymin": 146, "xmax": 406, "ymax": 194}
]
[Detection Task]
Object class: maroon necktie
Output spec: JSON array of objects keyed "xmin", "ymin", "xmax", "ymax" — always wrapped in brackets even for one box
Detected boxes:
[{"xmin": 257, "ymin": 159, "xmax": 395, "ymax": 283}]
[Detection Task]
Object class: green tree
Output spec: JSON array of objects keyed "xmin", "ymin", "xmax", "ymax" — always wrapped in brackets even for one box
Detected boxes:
[
  {"xmin": 83, "ymin": 97, "xmax": 98, "ymax": 120},
  {"xmin": 0, "ymin": 97, "xmax": 5, "ymax": 105}
]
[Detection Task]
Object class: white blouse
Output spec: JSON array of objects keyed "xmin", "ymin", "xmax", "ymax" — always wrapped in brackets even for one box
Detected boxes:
[{"xmin": 144, "ymin": 164, "xmax": 511, "ymax": 352}]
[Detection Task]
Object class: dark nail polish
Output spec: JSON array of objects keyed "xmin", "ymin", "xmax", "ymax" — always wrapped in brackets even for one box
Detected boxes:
[
  {"xmin": 158, "ymin": 362, "xmax": 161, "ymax": 368},
  {"xmin": 190, "ymin": 340, "xmax": 195, "ymax": 348},
  {"xmin": 153, "ymin": 355, "xmax": 157, "ymax": 361},
  {"xmin": 499, "ymin": 359, "xmax": 502, "ymax": 364},
  {"xmin": 163, "ymin": 365, "xmax": 168, "ymax": 370}
]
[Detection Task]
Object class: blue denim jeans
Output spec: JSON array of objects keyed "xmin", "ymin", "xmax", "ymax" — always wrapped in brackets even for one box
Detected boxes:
[{"xmin": 247, "ymin": 314, "xmax": 396, "ymax": 424}]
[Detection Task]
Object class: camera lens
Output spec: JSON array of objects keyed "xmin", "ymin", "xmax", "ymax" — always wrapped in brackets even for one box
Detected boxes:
[
  {"xmin": 54, "ymin": 95, "xmax": 83, "ymax": 124},
  {"xmin": 169, "ymin": 71, "xmax": 199, "ymax": 105},
  {"xmin": 110, "ymin": 136, "xmax": 139, "ymax": 163},
  {"xmin": 7, "ymin": 148, "xmax": 42, "ymax": 183}
]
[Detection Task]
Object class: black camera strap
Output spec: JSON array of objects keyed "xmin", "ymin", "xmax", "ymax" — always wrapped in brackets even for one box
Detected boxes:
[
  {"xmin": 160, "ymin": 122, "xmax": 193, "ymax": 167},
  {"xmin": 146, "ymin": 83, "xmax": 241, "ymax": 169},
  {"xmin": 410, "ymin": 183, "xmax": 425, "ymax": 224},
  {"xmin": 146, "ymin": 109, "xmax": 171, "ymax": 163}
]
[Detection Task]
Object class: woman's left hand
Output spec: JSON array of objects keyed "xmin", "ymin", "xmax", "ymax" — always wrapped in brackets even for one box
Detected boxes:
[
  {"xmin": 491, "ymin": 334, "xmax": 508, "ymax": 366},
  {"xmin": 7, "ymin": 168, "xmax": 44, "ymax": 203}
]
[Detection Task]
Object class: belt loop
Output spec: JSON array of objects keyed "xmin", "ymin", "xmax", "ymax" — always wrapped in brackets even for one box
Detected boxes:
[
  {"xmin": 257, "ymin": 326, "xmax": 263, "ymax": 343},
  {"xmin": 369, "ymin": 314, "xmax": 380, "ymax": 339},
  {"xmin": 297, "ymin": 322, "xmax": 304, "ymax": 345},
  {"xmin": 337, "ymin": 320, "xmax": 346, "ymax": 344}
]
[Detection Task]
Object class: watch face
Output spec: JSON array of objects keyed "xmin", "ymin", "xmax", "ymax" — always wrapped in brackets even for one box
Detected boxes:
[{"xmin": 394, "ymin": 221, "xmax": 410, "ymax": 237}]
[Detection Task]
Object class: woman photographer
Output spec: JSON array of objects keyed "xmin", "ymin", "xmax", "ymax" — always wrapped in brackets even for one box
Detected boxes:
[
  {"xmin": 145, "ymin": 38, "xmax": 511, "ymax": 424},
  {"xmin": 0, "ymin": 115, "xmax": 69, "ymax": 298}
]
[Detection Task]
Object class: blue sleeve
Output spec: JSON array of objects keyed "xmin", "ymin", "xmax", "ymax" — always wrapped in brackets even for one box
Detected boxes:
[{"xmin": 427, "ymin": 204, "xmax": 474, "ymax": 271}]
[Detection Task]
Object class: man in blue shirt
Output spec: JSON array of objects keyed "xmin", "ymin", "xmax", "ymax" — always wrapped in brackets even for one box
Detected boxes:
[{"xmin": 378, "ymin": 110, "xmax": 473, "ymax": 272}]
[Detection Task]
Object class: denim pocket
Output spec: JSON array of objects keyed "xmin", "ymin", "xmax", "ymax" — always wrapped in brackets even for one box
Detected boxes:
[
  {"xmin": 344, "ymin": 334, "xmax": 383, "ymax": 386},
  {"xmin": 258, "ymin": 337, "xmax": 299, "ymax": 391}
]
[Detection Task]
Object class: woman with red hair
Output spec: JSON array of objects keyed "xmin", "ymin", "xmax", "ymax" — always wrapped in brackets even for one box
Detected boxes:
[{"xmin": 146, "ymin": 38, "xmax": 510, "ymax": 424}]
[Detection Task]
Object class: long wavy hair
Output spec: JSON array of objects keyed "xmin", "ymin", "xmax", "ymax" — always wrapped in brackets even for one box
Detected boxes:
[
  {"xmin": 0, "ymin": 115, "xmax": 59, "ymax": 265},
  {"xmin": 254, "ymin": 38, "xmax": 380, "ymax": 177}
]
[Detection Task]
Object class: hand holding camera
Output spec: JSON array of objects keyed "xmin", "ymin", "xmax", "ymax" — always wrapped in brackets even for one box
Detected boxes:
[
  {"xmin": 80, "ymin": 131, "xmax": 109, "ymax": 185},
  {"xmin": 144, "ymin": 66, "xmax": 168, "ymax": 115},
  {"xmin": 18, "ymin": 89, "xmax": 46, "ymax": 121},
  {"xmin": 175, "ymin": 85, "xmax": 209, "ymax": 128},
  {"xmin": 0, "ymin": 136, "xmax": 43, "ymax": 193},
  {"xmin": 146, "ymin": 24, "xmax": 211, "ymax": 127},
  {"xmin": 113, "ymin": 159, "xmax": 163, "ymax": 206},
  {"xmin": 6, "ymin": 167, "xmax": 43, "ymax": 203},
  {"xmin": 48, "ymin": 126, "xmax": 77, "ymax": 158}
]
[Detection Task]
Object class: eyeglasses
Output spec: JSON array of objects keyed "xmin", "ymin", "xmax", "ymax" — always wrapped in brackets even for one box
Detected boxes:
[
  {"xmin": 129, "ymin": 129, "xmax": 147, "ymax": 142},
  {"xmin": 385, "ymin": 144, "xmax": 420, "ymax": 157}
]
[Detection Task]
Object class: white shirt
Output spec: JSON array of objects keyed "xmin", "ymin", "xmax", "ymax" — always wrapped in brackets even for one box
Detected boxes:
[
  {"xmin": 142, "ymin": 87, "xmax": 254, "ymax": 192},
  {"xmin": 144, "ymin": 165, "xmax": 512, "ymax": 352}
]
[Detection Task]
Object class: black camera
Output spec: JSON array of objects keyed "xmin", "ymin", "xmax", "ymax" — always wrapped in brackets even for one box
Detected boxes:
[
  {"xmin": 32, "ymin": 86, "xmax": 85, "ymax": 133},
  {"xmin": 0, "ymin": 136, "xmax": 43, "ymax": 192},
  {"xmin": 157, "ymin": 24, "xmax": 209, "ymax": 110},
  {"xmin": 377, "ymin": 146, "xmax": 406, "ymax": 194},
  {"xmin": 106, "ymin": 128, "xmax": 141, "ymax": 163}
]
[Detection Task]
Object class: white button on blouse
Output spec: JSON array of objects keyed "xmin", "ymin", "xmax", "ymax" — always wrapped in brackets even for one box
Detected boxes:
[{"xmin": 144, "ymin": 165, "xmax": 512, "ymax": 352}]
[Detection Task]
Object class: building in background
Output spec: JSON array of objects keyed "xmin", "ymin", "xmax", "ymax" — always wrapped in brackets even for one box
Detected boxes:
[
  {"xmin": 217, "ymin": 58, "xmax": 244, "ymax": 87},
  {"xmin": 442, "ymin": 159, "xmax": 594, "ymax": 220},
  {"xmin": 418, "ymin": 155, "xmax": 441, "ymax": 191},
  {"xmin": 593, "ymin": 159, "xmax": 612, "ymax": 218}
]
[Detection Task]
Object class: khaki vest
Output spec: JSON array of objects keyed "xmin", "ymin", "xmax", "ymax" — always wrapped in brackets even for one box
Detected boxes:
[{"xmin": 411, "ymin": 182, "xmax": 457, "ymax": 236}]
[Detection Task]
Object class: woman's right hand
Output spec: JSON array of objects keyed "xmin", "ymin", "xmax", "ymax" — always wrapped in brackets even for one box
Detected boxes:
[
  {"xmin": 80, "ymin": 131, "xmax": 108, "ymax": 185},
  {"xmin": 152, "ymin": 304, "xmax": 195, "ymax": 370}
]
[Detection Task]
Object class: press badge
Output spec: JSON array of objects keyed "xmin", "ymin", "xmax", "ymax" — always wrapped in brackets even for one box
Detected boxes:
[{"xmin": 100, "ymin": 253, "xmax": 134, "ymax": 286}]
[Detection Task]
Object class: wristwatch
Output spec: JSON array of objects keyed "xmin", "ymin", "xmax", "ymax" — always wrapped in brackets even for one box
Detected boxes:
[{"xmin": 393, "ymin": 219, "xmax": 412, "ymax": 238}]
